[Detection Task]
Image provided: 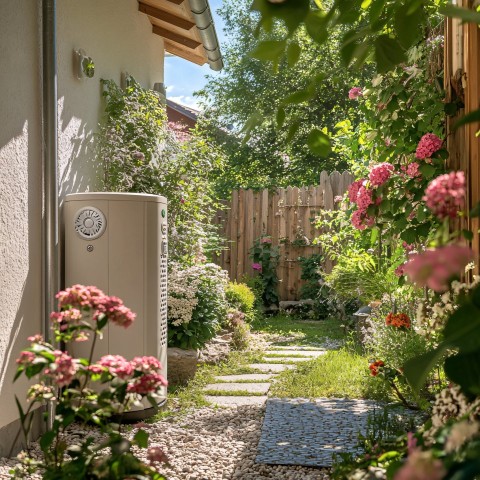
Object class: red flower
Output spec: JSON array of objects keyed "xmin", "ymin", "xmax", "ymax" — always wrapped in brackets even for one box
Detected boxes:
[
  {"xmin": 369, "ymin": 360, "xmax": 385, "ymax": 376},
  {"xmin": 385, "ymin": 312, "xmax": 411, "ymax": 329}
]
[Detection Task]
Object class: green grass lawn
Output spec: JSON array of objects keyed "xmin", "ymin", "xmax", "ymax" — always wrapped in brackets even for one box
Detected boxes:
[
  {"xmin": 251, "ymin": 313, "xmax": 345, "ymax": 346},
  {"xmin": 269, "ymin": 348, "xmax": 391, "ymax": 401}
]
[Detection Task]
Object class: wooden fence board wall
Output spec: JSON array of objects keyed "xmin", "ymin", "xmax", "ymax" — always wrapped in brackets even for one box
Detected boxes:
[{"xmin": 213, "ymin": 171, "xmax": 354, "ymax": 301}]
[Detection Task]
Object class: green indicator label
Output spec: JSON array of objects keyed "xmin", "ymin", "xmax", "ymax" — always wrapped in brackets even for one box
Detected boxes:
[{"xmin": 161, "ymin": 209, "xmax": 166, "ymax": 218}]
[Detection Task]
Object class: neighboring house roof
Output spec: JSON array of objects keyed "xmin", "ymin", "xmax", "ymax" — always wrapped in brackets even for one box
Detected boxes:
[
  {"xmin": 138, "ymin": 0, "xmax": 223, "ymax": 71},
  {"xmin": 166, "ymin": 99, "xmax": 198, "ymax": 130}
]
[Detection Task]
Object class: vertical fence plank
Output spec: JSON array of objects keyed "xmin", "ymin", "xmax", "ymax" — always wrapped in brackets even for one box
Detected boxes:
[
  {"xmin": 236, "ymin": 189, "xmax": 245, "ymax": 279},
  {"xmin": 244, "ymin": 189, "xmax": 255, "ymax": 275}
]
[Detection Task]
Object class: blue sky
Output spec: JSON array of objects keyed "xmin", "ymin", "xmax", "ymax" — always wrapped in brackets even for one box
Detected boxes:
[{"xmin": 164, "ymin": 0, "xmax": 225, "ymax": 111}]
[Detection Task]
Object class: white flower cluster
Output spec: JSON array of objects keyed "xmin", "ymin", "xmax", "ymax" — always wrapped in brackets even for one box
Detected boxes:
[
  {"xmin": 416, "ymin": 274, "xmax": 480, "ymax": 336},
  {"xmin": 167, "ymin": 262, "xmax": 229, "ymax": 327},
  {"xmin": 423, "ymin": 385, "xmax": 480, "ymax": 444}
]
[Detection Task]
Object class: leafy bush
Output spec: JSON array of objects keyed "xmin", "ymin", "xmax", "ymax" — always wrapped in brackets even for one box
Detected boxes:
[
  {"xmin": 167, "ymin": 263, "xmax": 229, "ymax": 349},
  {"xmin": 226, "ymin": 309, "xmax": 251, "ymax": 351},
  {"xmin": 99, "ymin": 76, "xmax": 225, "ymax": 264},
  {"xmin": 298, "ymin": 254, "xmax": 323, "ymax": 300},
  {"xmin": 249, "ymin": 236, "xmax": 279, "ymax": 307},
  {"xmin": 240, "ymin": 275, "xmax": 265, "ymax": 310},
  {"xmin": 225, "ymin": 282, "xmax": 255, "ymax": 316}
]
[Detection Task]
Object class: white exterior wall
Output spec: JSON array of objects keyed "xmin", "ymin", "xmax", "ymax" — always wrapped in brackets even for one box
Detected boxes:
[{"xmin": 0, "ymin": 0, "xmax": 164, "ymax": 435}]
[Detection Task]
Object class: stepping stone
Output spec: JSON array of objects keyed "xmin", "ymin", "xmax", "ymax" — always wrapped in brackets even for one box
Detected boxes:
[
  {"xmin": 268, "ymin": 346, "xmax": 325, "ymax": 351},
  {"xmin": 203, "ymin": 383, "xmax": 271, "ymax": 394},
  {"xmin": 248, "ymin": 363, "xmax": 296, "ymax": 373},
  {"xmin": 205, "ymin": 395, "xmax": 268, "ymax": 407},
  {"xmin": 261, "ymin": 357, "xmax": 313, "ymax": 363},
  {"xmin": 214, "ymin": 374, "xmax": 275, "ymax": 382},
  {"xmin": 265, "ymin": 350, "xmax": 326, "ymax": 357},
  {"xmin": 256, "ymin": 397, "xmax": 388, "ymax": 467}
]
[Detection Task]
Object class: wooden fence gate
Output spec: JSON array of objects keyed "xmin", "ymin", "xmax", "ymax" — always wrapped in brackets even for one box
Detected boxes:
[{"xmin": 213, "ymin": 171, "xmax": 354, "ymax": 301}]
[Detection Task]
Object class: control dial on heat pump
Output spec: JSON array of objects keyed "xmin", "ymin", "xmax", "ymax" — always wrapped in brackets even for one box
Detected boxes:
[{"xmin": 74, "ymin": 206, "xmax": 107, "ymax": 240}]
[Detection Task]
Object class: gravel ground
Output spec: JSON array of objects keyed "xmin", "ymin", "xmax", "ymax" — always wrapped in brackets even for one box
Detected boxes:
[{"xmin": 0, "ymin": 406, "xmax": 330, "ymax": 480}]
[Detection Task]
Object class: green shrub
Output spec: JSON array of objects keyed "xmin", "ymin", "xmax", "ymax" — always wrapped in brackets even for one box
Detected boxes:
[
  {"xmin": 240, "ymin": 275, "xmax": 265, "ymax": 310},
  {"xmin": 226, "ymin": 282, "xmax": 255, "ymax": 314}
]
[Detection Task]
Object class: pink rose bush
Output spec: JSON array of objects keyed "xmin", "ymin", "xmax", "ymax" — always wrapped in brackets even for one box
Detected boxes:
[
  {"xmin": 415, "ymin": 133, "xmax": 443, "ymax": 159},
  {"xmin": 424, "ymin": 171, "xmax": 465, "ymax": 219},
  {"xmin": 12, "ymin": 285, "xmax": 168, "ymax": 479}
]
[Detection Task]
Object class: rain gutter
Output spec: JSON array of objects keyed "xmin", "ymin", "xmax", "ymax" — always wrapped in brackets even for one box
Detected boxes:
[
  {"xmin": 187, "ymin": 0, "xmax": 223, "ymax": 71},
  {"xmin": 42, "ymin": 0, "xmax": 59, "ymax": 346}
]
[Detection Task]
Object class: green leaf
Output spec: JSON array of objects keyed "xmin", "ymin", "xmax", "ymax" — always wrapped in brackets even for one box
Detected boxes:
[
  {"xmin": 286, "ymin": 121, "xmax": 300, "ymax": 143},
  {"xmin": 444, "ymin": 102, "xmax": 459, "ymax": 116},
  {"xmin": 133, "ymin": 429, "xmax": 149, "ymax": 449},
  {"xmin": 419, "ymin": 163, "xmax": 436, "ymax": 179},
  {"xmin": 400, "ymin": 227, "xmax": 417, "ymax": 244},
  {"xmin": 286, "ymin": 41, "xmax": 301, "ymax": 67},
  {"xmin": 40, "ymin": 430, "xmax": 56, "ymax": 452},
  {"xmin": 282, "ymin": 88, "xmax": 315, "ymax": 105},
  {"xmin": 374, "ymin": 35, "xmax": 407, "ymax": 73},
  {"xmin": 470, "ymin": 201, "xmax": 480, "ymax": 218},
  {"xmin": 443, "ymin": 300, "xmax": 480, "ymax": 352},
  {"xmin": 249, "ymin": 40, "xmax": 287, "ymax": 62},
  {"xmin": 305, "ymin": 11, "xmax": 329, "ymax": 44},
  {"xmin": 395, "ymin": 4, "xmax": 423, "ymax": 49},
  {"xmin": 370, "ymin": 227, "xmax": 379, "ymax": 246},
  {"xmin": 462, "ymin": 229, "xmax": 474, "ymax": 241},
  {"xmin": 403, "ymin": 346, "xmax": 446, "ymax": 392},
  {"xmin": 250, "ymin": 0, "xmax": 310, "ymax": 33},
  {"xmin": 454, "ymin": 108, "xmax": 480, "ymax": 129},
  {"xmin": 445, "ymin": 350, "xmax": 480, "ymax": 396},
  {"xmin": 97, "ymin": 313, "xmax": 108, "ymax": 330},
  {"xmin": 440, "ymin": 4, "xmax": 480, "ymax": 25},
  {"xmin": 307, "ymin": 129, "xmax": 332, "ymax": 157}
]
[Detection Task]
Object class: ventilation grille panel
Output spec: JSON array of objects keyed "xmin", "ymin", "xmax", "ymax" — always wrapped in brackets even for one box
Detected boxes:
[
  {"xmin": 74, "ymin": 207, "xmax": 107, "ymax": 240},
  {"xmin": 159, "ymin": 253, "xmax": 168, "ymax": 347}
]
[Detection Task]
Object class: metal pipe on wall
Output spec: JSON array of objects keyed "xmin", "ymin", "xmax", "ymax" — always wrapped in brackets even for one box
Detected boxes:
[{"xmin": 42, "ymin": 0, "xmax": 59, "ymax": 354}]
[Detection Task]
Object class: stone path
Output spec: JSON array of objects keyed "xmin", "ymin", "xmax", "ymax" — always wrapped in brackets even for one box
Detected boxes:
[
  {"xmin": 202, "ymin": 343, "xmax": 392, "ymax": 469},
  {"xmin": 256, "ymin": 397, "xmax": 382, "ymax": 467}
]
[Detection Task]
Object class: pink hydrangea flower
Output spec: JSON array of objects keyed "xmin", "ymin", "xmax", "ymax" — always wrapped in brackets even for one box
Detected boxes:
[
  {"xmin": 260, "ymin": 237, "xmax": 272, "ymax": 244},
  {"xmin": 56, "ymin": 285, "xmax": 106, "ymax": 310},
  {"xmin": 50, "ymin": 308, "xmax": 82, "ymax": 325},
  {"xmin": 404, "ymin": 162, "xmax": 421, "ymax": 178},
  {"xmin": 252, "ymin": 263, "xmax": 262, "ymax": 272},
  {"xmin": 98, "ymin": 354, "xmax": 133, "ymax": 379},
  {"xmin": 348, "ymin": 179, "xmax": 365, "ymax": 203},
  {"xmin": 334, "ymin": 196, "xmax": 343, "ymax": 203},
  {"xmin": 394, "ymin": 449, "xmax": 446, "ymax": 480},
  {"xmin": 348, "ymin": 87, "xmax": 363, "ymax": 100},
  {"xmin": 127, "ymin": 373, "xmax": 168, "ymax": 394},
  {"xmin": 369, "ymin": 163, "xmax": 394, "ymax": 187},
  {"xmin": 403, "ymin": 242, "xmax": 415, "ymax": 252},
  {"xmin": 45, "ymin": 351, "xmax": 77, "ymax": 387},
  {"xmin": 395, "ymin": 264, "xmax": 406, "ymax": 277},
  {"xmin": 351, "ymin": 210, "xmax": 375, "ymax": 230},
  {"xmin": 95, "ymin": 296, "xmax": 136, "ymax": 328},
  {"xmin": 415, "ymin": 133, "xmax": 443, "ymax": 159},
  {"xmin": 131, "ymin": 356, "xmax": 163, "ymax": 374},
  {"xmin": 356, "ymin": 186, "xmax": 374, "ymax": 213},
  {"xmin": 16, "ymin": 351, "xmax": 36, "ymax": 365},
  {"xmin": 27, "ymin": 334, "xmax": 44, "ymax": 343},
  {"xmin": 403, "ymin": 245, "xmax": 474, "ymax": 292},
  {"xmin": 424, "ymin": 171, "xmax": 465, "ymax": 219}
]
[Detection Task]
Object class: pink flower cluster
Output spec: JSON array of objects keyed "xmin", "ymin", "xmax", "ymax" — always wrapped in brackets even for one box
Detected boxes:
[
  {"xmin": 403, "ymin": 244, "xmax": 473, "ymax": 292},
  {"xmin": 16, "ymin": 351, "xmax": 36, "ymax": 366},
  {"xmin": 56, "ymin": 285, "xmax": 105, "ymax": 310},
  {"xmin": 369, "ymin": 163, "xmax": 394, "ymax": 187},
  {"xmin": 44, "ymin": 351, "xmax": 78, "ymax": 387},
  {"xmin": 252, "ymin": 263, "xmax": 262, "ymax": 272},
  {"xmin": 401, "ymin": 162, "xmax": 421, "ymax": 178},
  {"xmin": 348, "ymin": 87, "xmax": 363, "ymax": 100},
  {"xmin": 260, "ymin": 237, "xmax": 272, "ymax": 244},
  {"xmin": 128, "ymin": 356, "xmax": 168, "ymax": 394},
  {"xmin": 95, "ymin": 296, "xmax": 136, "ymax": 329},
  {"xmin": 394, "ymin": 449, "xmax": 446, "ymax": 480},
  {"xmin": 415, "ymin": 133, "xmax": 443, "ymax": 159},
  {"xmin": 131, "ymin": 356, "xmax": 163, "ymax": 374},
  {"xmin": 97, "ymin": 355, "xmax": 133, "ymax": 379},
  {"xmin": 55, "ymin": 285, "xmax": 136, "ymax": 329},
  {"xmin": 349, "ymin": 179, "xmax": 376, "ymax": 230},
  {"xmin": 423, "ymin": 171, "xmax": 465, "ymax": 219},
  {"xmin": 147, "ymin": 446, "xmax": 168, "ymax": 465}
]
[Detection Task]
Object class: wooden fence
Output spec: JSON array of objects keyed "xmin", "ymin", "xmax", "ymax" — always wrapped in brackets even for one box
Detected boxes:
[{"xmin": 213, "ymin": 171, "xmax": 355, "ymax": 301}]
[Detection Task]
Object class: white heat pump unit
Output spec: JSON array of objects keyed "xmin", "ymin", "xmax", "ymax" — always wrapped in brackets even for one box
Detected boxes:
[{"xmin": 64, "ymin": 192, "xmax": 168, "ymax": 414}]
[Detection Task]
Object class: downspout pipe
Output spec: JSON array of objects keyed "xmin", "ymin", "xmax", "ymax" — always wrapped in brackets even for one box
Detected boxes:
[
  {"xmin": 42, "ymin": 0, "xmax": 59, "ymax": 350},
  {"xmin": 187, "ymin": 0, "xmax": 223, "ymax": 71}
]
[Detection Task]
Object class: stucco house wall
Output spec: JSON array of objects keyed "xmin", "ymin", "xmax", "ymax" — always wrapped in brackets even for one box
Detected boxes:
[{"xmin": 0, "ymin": 0, "xmax": 164, "ymax": 455}]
